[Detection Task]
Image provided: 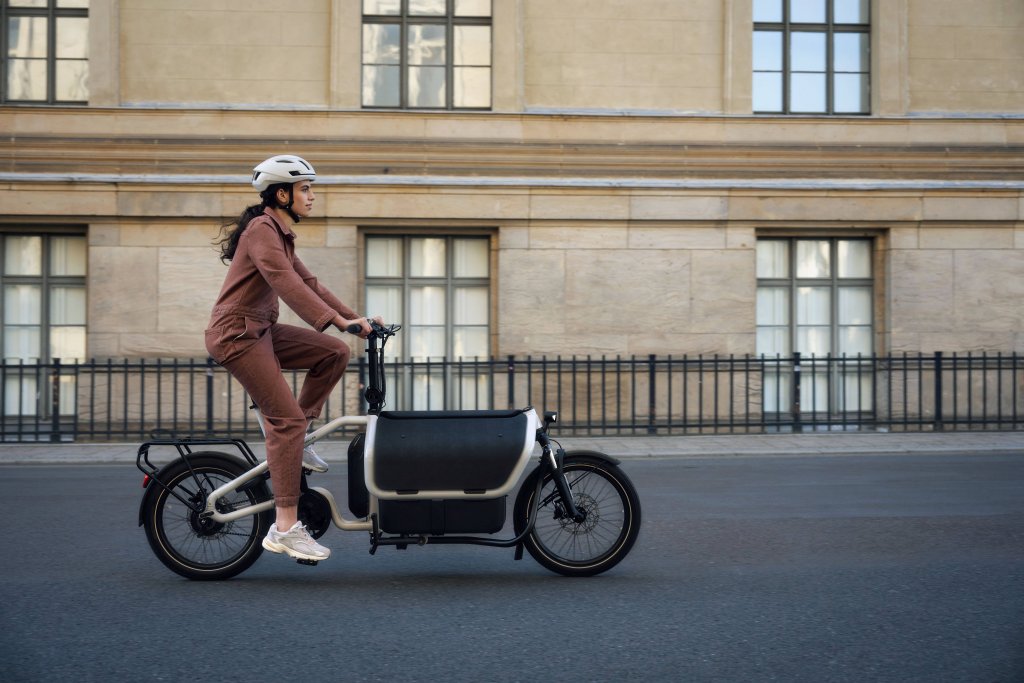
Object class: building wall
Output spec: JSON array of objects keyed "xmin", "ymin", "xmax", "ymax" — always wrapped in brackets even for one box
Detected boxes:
[{"xmin": 1, "ymin": 0, "xmax": 1023, "ymax": 365}]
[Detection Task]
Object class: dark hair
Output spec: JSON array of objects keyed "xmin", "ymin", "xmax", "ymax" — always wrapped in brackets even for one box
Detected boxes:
[{"xmin": 215, "ymin": 184, "xmax": 288, "ymax": 263}]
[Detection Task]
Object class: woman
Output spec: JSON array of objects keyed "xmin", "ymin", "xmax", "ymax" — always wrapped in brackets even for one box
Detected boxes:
[{"xmin": 205, "ymin": 155, "xmax": 372, "ymax": 563}]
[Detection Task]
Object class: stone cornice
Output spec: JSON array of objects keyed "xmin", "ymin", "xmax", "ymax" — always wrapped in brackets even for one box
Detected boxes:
[{"xmin": 2, "ymin": 107, "xmax": 1023, "ymax": 181}]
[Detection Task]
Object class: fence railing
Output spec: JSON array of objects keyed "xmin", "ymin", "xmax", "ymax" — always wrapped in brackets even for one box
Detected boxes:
[{"xmin": 1, "ymin": 352, "xmax": 1021, "ymax": 442}]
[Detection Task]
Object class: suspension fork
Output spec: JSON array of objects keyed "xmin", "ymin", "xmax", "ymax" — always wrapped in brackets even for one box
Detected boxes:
[{"xmin": 538, "ymin": 433, "xmax": 585, "ymax": 523}]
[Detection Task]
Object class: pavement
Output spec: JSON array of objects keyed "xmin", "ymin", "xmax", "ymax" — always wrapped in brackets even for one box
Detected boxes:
[{"xmin": 0, "ymin": 430, "xmax": 1019, "ymax": 465}]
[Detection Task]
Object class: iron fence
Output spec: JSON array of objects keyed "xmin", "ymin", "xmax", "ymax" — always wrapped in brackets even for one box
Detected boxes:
[{"xmin": 1, "ymin": 352, "xmax": 1021, "ymax": 442}]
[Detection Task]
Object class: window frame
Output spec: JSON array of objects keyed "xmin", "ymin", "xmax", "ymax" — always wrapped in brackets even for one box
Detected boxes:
[
  {"xmin": 753, "ymin": 0, "xmax": 870, "ymax": 115},
  {"xmin": 361, "ymin": 0, "xmax": 492, "ymax": 111},
  {"xmin": 756, "ymin": 236, "xmax": 876, "ymax": 419},
  {"xmin": 0, "ymin": 229, "xmax": 88, "ymax": 363},
  {"xmin": 1, "ymin": 0, "xmax": 89, "ymax": 105}
]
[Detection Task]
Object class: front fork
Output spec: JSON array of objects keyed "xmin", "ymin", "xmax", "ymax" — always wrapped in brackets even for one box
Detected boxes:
[{"xmin": 538, "ymin": 433, "xmax": 585, "ymax": 523}]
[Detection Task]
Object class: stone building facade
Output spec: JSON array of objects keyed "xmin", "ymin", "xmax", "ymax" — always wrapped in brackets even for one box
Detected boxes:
[{"xmin": 0, "ymin": 0, "xmax": 1021, "ymax": 425}]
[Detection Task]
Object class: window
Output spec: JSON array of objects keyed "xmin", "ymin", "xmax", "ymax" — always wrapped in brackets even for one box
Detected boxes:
[
  {"xmin": 2, "ymin": 0, "xmax": 89, "ymax": 104},
  {"xmin": 753, "ymin": 0, "xmax": 869, "ymax": 114},
  {"xmin": 1, "ymin": 232, "xmax": 86, "ymax": 416},
  {"xmin": 362, "ymin": 0, "xmax": 492, "ymax": 110},
  {"xmin": 756, "ymin": 237, "xmax": 873, "ymax": 418},
  {"xmin": 365, "ymin": 235, "xmax": 491, "ymax": 409}
]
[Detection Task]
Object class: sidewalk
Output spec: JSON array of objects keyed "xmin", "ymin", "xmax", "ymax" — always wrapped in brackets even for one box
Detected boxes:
[{"xmin": 0, "ymin": 430, "xmax": 1019, "ymax": 465}]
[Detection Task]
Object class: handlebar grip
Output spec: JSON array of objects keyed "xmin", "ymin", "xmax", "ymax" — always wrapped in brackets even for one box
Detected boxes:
[{"xmin": 346, "ymin": 323, "xmax": 364, "ymax": 334}]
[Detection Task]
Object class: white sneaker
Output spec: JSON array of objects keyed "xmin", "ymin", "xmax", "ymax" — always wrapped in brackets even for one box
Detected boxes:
[
  {"xmin": 301, "ymin": 443, "xmax": 328, "ymax": 472},
  {"xmin": 262, "ymin": 522, "xmax": 331, "ymax": 561}
]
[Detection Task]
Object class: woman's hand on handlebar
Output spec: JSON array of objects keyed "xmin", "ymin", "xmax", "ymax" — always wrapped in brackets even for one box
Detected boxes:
[{"xmin": 335, "ymin": 315, "xmax": 383, "ymax": 338}]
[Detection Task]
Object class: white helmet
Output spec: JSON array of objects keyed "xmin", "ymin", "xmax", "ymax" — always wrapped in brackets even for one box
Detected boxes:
[{"xmin": 251, "ymin": 155, "xmax": 316, "ymax": 192}]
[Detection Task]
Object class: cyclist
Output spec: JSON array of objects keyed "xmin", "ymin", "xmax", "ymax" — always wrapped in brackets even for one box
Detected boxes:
[{"xmin": 205, "ymin": 155, "xmax": 374, "ymax": 563}]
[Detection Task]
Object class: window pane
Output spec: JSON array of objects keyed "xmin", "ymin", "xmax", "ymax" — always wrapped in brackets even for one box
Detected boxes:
[
  {"xmin": 362, "ymin": 65, "xmax": 400, "ymax": 106},
  {"xmin": 363, "ymin": 23, "xmax": 400, "ymax": 64},
  {"xmin": 757, "ymin": 287, "xmax": 790, "ymax": 326},
  {"xmin": 454, "ymin": 327, "xmax": 488, "ymax": 358},
  {"xmin": 834, "ymin": 32, "xmax": 868, "ymax": 72},
  {"xmin": 363, "ymin": 0, "xmax": 400, "ymax": 14},
  {"xmin": 5, "ymin": 236, "xmax": 42, "ymax": 275},
  {"xmin": 50, "ymin": 286, "xmax": 86, "ymax": 325},
  {"xmin": 756, "ymin": 240, "xmax": 789, "ymax": 278},
  {"xmin": 796, "ymin": 240, "xmax": 830, "ymax": 278},
  {"xmin": 753, "ymin": 72, "xmax": 783, "ymax": 112},
  {"xmin": 455, "ymin": 0, "xmax": 491, "ymax": 17},
  {"xmin": 58, "ymin": 0, "xmax": 90, "ymax": 7},
  {"xmin": 837, "ymin": 287, "xmax": 871, "ymax": 325},
  {"xmin": 834, "ymin": 0, "xmax": 869, "ymax": 24},
  {"xmin": 791, "ymin": 31, "xmax": 826, "ymax": 71},
  {"xmin": 791, "ymin": 0, "xmax": 826, "ymax": 23},
  {"xmin": 56, "ymin": 17, "xmax": 88, "ymax": 59},
  {"xmin": 408, "ymin": 24, "xmax": 446, "ymax": 65},
  {"xmin": 838, "ymin": 326, "xmax": 871, "ymax": 356},
  {"xmin": 753, "ymin": 30, "xmax": 783, "ymax": 71},
  {"xmin": 10, "ymin": 0, "xmax": 48, "ymax": 7},
  {"xmin": 366, "ymin": 285, "xmax": 402, "ymax": 321},
  {"xmin": 5, "ymin": 376, "xmax": 37, "ymax": 415},
  {"xmin": 410, "ymin": 238, "xmax": 446, "ymax": 277},
  {"xmin": 453, "ymin": 239, "xmax": 488, "ymax": 277},
  {"xmin": 796, "ymin": 286, "xmax": 830, "ymax": 325},
  {"xmin": 796, "ymin": 326, "xmax": 831, "ymax": 356},
  {"xmin": 366, "ymin": 237, "xmax": 403, "ymax": 276},
  {"xmin": 840, "ymin": 372, "xmax": 873, "ymax": 410},
  {"xmin": 6, "ymin": 58, "xmax": 46, "ymax": 100},
  {"xmin": 410, "ymin": 286, "xmax": 445, "ymax": 324},
  {"xmin": 409, "ymin": 0, "xmax": 446, "ymax": 15},
  {"xmin": 753, "ymin": 0, "xmax": 782, "ymax": 22},
  {"xmin": 454, "ymin": 67, "xmax": 490, "ymax": 108},
  {"xmin": 7, "ymin": 17, "xmax": 48, "ymax": 57},
  {"xmin": 4, "ymin": 285, "xmax": 41, "ymax": 324},
  {"xmin": 409, "ymin": 327, "xmax": 445, "ymax": 359},
  {"xmin": 757, "ymin": 327, "xmax": 790, "ymax": 356},
  {"xmin": 50, "ymin": 236, "xmax": 87, "ymax": 276},
  {"xmin": 56, "ymin": 60, "xmax": 89, "ymax": 101},
  {"xmin": 454, "ymin": 25, "xmax": 490, "ymax": 66},
  {"xmin": 50, "ymin": 326, "xmax": 85, "ymax": 361},
  {"xmin": 833, "ymin": 73, "xmax": 869, "ymax": 113},
  {"xmin": 837, "ymin": 240, "xmax": 871, "ymax": 277},
  {"xmin": 789, "ymin": 72, "xmax": 827, "ymax": 112},
  {"xmin": 408, "ymin": 66, "xmax": 446, "ymax": 107},
  {"xmin": 454, "ymin": 287, "xmax": 488, "ymax": 325},
  {"xmin": 411, "ymin": 371, "xmax": 444, "ymax": 407},
  {"xmin": 4, "ymin": 328, "xmax": 40, "ymax": 360}
]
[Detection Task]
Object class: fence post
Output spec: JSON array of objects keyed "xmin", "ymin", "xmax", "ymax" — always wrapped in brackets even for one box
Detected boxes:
[
  {"xmin": 50, "ymin": 358, "xmax": 61, "ymax": 442},
  {"xmin": 933, "ymin": 351, "xmax": 944, "ymax": 431},
  {"xmin": 792, "ymin": 352, "xmax": 802, "ymax": 433},
  {"xmin": 507, "ymin": 355, "xmax": 515, "ymax": 409},
  {"xmin": 648, "ymin": 354, "xmax": 657, "ymax": 434},
  {"xmin": 206, "ymin": 357, "xmax": 215, "ymax": 433}
]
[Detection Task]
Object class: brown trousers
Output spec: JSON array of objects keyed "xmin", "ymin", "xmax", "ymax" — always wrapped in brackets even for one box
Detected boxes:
[{"xmin": 205, "ymin": 318, "xmax": 350, "ymax": 507}]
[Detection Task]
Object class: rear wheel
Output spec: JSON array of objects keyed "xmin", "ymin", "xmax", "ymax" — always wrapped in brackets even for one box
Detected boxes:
[
  {"xmin": 142, "ymin": 453, "xmax": 272, "ymax": 580},
  {"xmin": 514, "ymin": 452, "xmax": 641, "ymax": 577}
]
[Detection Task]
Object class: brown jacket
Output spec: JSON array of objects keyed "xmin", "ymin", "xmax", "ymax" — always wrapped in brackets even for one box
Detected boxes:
[{"xmin": 207, "ymin": 208, "xmax": 357, "ymax": 335}]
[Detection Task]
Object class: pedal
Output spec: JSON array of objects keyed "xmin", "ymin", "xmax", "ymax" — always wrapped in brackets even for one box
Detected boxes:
[{"xmin": 296, "ymin": 558, "xmax": 319, "ymax": 566}]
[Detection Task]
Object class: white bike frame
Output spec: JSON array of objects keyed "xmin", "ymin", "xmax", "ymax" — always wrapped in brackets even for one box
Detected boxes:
[{"xmin": 200, "ymin": 412, "xmax": 372, "ymax": 531}]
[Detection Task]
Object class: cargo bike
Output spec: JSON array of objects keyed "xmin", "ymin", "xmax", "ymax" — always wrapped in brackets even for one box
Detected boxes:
[{"xmin": 136, "ymin": 321, "xmax": 641, "ymax": 579}]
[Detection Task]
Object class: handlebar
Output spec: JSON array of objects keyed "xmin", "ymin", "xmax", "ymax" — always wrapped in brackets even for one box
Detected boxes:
[{"xmin": 345, "ymin": 320, "xmax": 402, "ymax": 338}]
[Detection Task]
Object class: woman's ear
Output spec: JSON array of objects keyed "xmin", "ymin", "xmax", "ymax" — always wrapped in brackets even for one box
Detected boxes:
[{"xmin": 275, "ymin": 186, "xmax": 290, "ymax": 206}]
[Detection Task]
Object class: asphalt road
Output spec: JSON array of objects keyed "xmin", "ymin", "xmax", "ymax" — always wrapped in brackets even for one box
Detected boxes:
[{"xmin": 1, "ymin": 453, "xmax": 1022, "ymax": 683}]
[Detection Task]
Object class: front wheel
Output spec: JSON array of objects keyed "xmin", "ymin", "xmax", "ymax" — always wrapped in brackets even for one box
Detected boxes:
[
  {"xmin": 514, "ymin": 452, "xmax": 641, "ymax": 577},
  {"xmin": 141, "ymin": 453, "xmax": 272, "ymax": 580}
]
